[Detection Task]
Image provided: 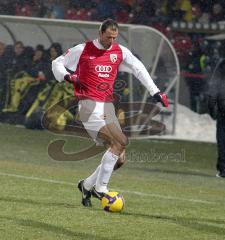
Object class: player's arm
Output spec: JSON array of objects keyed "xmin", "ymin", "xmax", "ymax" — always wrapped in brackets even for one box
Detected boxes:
[
  {"xmin": 119, "ymin": 45, "xmax": 169, "ymax": 107},
  {"xmin": 52, "ymin": 43, "xmax": 85, "ymax": 83}
]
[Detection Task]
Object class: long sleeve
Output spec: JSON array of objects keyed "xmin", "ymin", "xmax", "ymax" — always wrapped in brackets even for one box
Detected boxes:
[
  {"xmin": 118, "ymin": 45, "xmax": 160, "ymax": 96},
  {"xmin": 52, "ymin": 43, "xmax": 85, "ymax": 82}
]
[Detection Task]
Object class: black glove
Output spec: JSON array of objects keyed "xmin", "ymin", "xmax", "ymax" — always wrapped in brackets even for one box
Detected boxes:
[
  {"xmin": 153, "ymin": 92, "xmax": 169, "ymax": 107},
  {"xmin": 64, "ymin": 74, "xmax": 77, "ymax": 83}
]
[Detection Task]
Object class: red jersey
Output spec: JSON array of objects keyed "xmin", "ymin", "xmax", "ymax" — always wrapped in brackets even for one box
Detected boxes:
[
  {"xmin": 52, "ymin": 39, "xmax": 160, "ymax": 100},
  {"xmin": 74, "ymin": 41, "xmax": 122, "ymax": 102}
]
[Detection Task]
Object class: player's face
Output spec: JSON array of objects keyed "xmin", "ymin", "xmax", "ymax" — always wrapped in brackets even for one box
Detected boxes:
[{"xmin": 99, "ymin": 28, "xmax": 118, "ymax": 49}]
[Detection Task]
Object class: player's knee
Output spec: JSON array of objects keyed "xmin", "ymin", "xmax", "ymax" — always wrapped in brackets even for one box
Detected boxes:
[
  {"xmin": 118, "ymin": 138, "xmax": 128, "ymax": 153},
  {"xmin": 117, "ymin": 144, "xmax": 125, "ymax": 153},
  {"xmin": 120, "ymin": 135, "xmax": 129, "ymax": 147},
  {"xmin": 111, "ymin": 135, "xmax": 128, "ymax": 156},
  {"xmin": 111, "ymin": 142, "xmax": 124, "ymax": 156}
]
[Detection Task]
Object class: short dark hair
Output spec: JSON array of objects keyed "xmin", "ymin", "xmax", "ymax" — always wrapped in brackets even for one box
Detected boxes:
[{"xmin": 99, "ymin": 19, "xmax": 119, "ymax": 33}]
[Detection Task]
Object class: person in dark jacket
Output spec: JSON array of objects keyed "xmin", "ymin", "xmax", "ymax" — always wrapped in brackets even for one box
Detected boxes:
[
  {"xmin": 208, "ymin": 59, "xmax": 225, "ymax": 178},
  {"xmin": 0, "ymin": 41, "xmax": 7, "ymax": 111},
  {"xmin": 2, "ymin": 44, "xmax": 49, "ymax": 112}
]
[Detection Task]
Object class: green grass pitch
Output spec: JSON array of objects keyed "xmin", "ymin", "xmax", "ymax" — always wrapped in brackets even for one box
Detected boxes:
[{"xmin": 0, "ymin": 123, "xmax": 225, "ymax": 240}]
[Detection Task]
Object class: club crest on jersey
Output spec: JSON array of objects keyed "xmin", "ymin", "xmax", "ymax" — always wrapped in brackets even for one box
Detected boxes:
[{"xmin": 110, "ymin": 54, "xmax": 117, "ymax": 63}]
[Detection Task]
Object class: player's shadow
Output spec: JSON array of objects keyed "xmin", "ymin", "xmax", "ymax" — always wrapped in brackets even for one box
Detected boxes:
[
  {"xmin": 0, "ymin": 196, "xmax": 76, "ymax": 209},
  {"xmin": 0, "ymin": 215, "xmax": 114, "ymax": 240},
  {"xmin": 122, "ymin": 212, "xmax": 225, "ymax": 235}
]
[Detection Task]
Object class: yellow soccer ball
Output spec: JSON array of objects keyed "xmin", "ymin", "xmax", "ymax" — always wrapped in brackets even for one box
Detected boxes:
[{"xmin": 101, "ymin": 192, "xmax": 125, "ymax": 212}]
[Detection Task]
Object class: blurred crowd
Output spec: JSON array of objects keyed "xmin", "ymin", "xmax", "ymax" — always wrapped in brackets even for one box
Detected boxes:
[
  {"xmin": 0, "ymin": 40, "xmax": 74, "ymax": 127},
  {"xmin": 1, "ymin": 0, "xmax": 225, "ymax": 24}
]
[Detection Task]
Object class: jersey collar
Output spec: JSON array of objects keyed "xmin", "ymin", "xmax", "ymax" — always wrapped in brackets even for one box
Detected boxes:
[{"xmin": 93, "ymin": 39, "xmax": 113, "ymax": 50}]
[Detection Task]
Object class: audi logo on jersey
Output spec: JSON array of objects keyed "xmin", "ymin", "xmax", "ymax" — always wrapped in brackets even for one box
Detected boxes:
[{"xmin": 95, "ymin": 65, "xmax": 112, "ymax": 73}]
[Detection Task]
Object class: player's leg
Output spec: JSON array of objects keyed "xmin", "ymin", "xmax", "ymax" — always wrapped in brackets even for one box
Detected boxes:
[
  {"xmin": 82, "ymin": 146, "xmax": 125, "ymax": 196},
  {"xmin": 78, "ymin": 100, "xmax": 128, "ymax": 204},
  {"xmin": 83, "ymin": 146, "xmax": 126, "ymax": 195},
  {"xmin": 77, "ymin": 100, "xmax": 102, "ymax": 206},
  {"xmin": 91, "ymin": 123, "xmax": 128, "ymax": 198}
]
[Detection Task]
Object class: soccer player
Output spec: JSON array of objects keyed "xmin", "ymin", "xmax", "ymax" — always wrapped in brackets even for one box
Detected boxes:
[{"xmin": 52, "ymin": 19, "xmax": 169, "ymax": 207}]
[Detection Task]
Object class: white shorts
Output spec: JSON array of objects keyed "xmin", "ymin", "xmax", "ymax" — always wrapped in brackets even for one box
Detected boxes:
[{"xmin": 78, "ymin": 99, "xmax": 121, "ymax": 143}]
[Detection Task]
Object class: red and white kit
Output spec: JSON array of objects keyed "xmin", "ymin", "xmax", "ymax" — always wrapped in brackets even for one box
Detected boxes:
[{"xmin": 52, "ymin": 39, "xmax": 159, "ymax": 140}]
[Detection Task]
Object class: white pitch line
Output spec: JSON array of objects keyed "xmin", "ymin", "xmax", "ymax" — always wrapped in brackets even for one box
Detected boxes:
[
  {"xmin": 0, "ymin": 171, "xmax": 216, "ymax": 205},
  {"xmin": 120, "ymin": 190, "xmax": 215, "ymax": 205},
  {"xmin": 0, "ymin": 172, "xmax": 74, "ymax": 186}
]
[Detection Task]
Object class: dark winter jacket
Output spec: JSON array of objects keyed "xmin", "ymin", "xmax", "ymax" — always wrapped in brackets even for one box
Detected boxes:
[{"xmin": 208, "ymin": 59, "xmax": 225, "ymax": 118}]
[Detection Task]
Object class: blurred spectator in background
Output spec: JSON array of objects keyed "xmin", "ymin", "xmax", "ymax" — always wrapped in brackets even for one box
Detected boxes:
[
  {"xmin": 173, "ymin": 0, "xmax": 192, "ymax": 22},
  {"xmin": 115, "ymin": 2, "xmax": 133, "ymax": 23},
  {"xmin": 32, "ymin": 0, "xmax": 44, "ymax": 17},
  {"xmin": 15, "ymin": 0, "xmax": 33, "ymax": 17},
  {"xmin": 2, "ymin": 44, "xmax": 50, "ymax": 113},
  {"xmin": 25, "ymin": 42, "xmax": 65, "ymax": 111},
  {"xmin": 184, "ymin": 42, "xmax": 206, "ymax": 113},
  {"xmin": 24, "ymin": 42, "xmax": 72, "ymax": 130},
  {"xmin": 210, "ymin": 2, "xmax": 225, "ymax": 23},
  {"xmin": 27, "ymin": 44, "xmax": 52, "ymax": 80},
  {"xmin": 156, "ymin": 0, "xmax": 175, "ymax": 24},
  {"xmin": 42, "ymin": 0, "xmax": 65, "ymax": 19},
  {"xmin": 131, "ymin": 0, "xmax": 156, "ymax": 25},
  {"xmin": 210, "ymin": 41, "xmax": 223, "ymax": 68},
  {"xmin": 197, "ymin": 0, "xmax": 213, "ymax": 14},
  {"xmin": 0, "ymin": 42, "xmax": 6, "ymax": 73},
  {"xmin": 171, "ymin": 32, "xmax": 193, "ymax": 66},
  {"xmin": 2, "ymin": 41, "xmax": 32, "ymax": 112},
  {"xmin": 9, "ymin": 41, "xmax": 31, "ymax": 77},
  {"xmin": 191, "ymin": 3, "xmax": 209, "ymax": 23},
  {"xmin": 207, "ymin": 59, "xmax": 225, "ymax": 178},
  {"xmin": 198, "ymin": 39, "xmax": 212, "ymax": 79},
  {"xmin": 65, "ymin": 1, "xmax": 94, "ymax": 21},
  {"xmin": 0, "ymin": 42, "xmax": 7, "ymax": 111},
  {"xmin": 93, "ymin": 0, "xmax": 116, "ymax": 21},
  {"xmin": 48, "ymin": 42, "xmax": 63, "ymax": 61}
]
